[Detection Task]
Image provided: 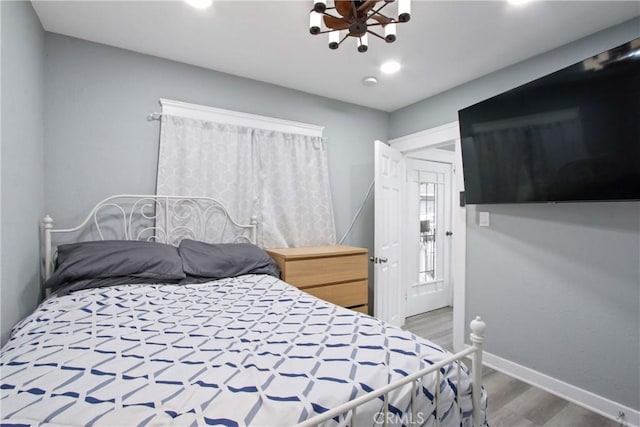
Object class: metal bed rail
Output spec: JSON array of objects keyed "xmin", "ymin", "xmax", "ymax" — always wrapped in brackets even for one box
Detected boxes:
[{"xmin": 296, "ymin": 317, "xmax": 486, "ymax": 427}]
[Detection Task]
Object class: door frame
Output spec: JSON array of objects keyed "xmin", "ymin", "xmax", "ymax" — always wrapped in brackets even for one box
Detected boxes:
[{"xmin": 388, "ymin": 121, "xmax": 466, "ymax": 352}]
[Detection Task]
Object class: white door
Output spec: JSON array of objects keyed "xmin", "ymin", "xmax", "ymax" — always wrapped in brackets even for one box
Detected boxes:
[
  {"xmin": 374, "ymin": 140, "xmax": 405, "ymax": 327},
  {"xmin": 405, "ymin": 159, "xmax": 453, "ymax": 317}
]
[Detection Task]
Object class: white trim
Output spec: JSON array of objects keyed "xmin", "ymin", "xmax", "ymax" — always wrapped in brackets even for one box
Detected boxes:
[
  {"xmin": 451, "ymin": 137, "xmax": 466, "ymax": 352},
  {"xmin": 159, "ymin": 98, "xmax": 324, "ymax": 137},
  {"xmin": 406, "ymin": 148, "xmax": 455, "ymax": 164},
  {"xmin": 478, "ymin": 349, "xmax": 639, "ymax": 427},
  {"xmin": 389, "ymin": 122, "xmax": 459, "ymax": 153}
]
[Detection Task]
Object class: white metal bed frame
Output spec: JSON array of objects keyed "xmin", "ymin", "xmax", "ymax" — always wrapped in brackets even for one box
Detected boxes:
[
  {"xmin": 41, "ymin": 194, "xmax": 486, "ymax": 427},
  {"xmin": 299, "ymin": 317, "xmax": 486, "ymax": 427}
]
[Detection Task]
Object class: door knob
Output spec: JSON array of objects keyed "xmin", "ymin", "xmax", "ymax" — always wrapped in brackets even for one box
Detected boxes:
[
  {"xmin": 445, "ymin": 231, "xmax": 453, "ymax": 236},
  {"xmin": 379, "ymin": 257, "xmax": 388, "ymax": 263}
]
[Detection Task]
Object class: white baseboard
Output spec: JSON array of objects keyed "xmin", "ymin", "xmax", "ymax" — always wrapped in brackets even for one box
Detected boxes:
[{"xmin": 478, "ymin": 349, "xmax": 639, "ymax": 427}]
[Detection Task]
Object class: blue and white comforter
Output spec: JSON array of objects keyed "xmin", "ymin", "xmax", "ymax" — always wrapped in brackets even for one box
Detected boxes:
[{"xmin": 1, "ymin": 274, "xmax": 486, "ymax": 426}]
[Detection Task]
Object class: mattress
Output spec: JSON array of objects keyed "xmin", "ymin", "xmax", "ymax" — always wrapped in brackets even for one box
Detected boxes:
[{"xmin": 1, "ymin": 274, "xmax": 486, "ymax": 426}]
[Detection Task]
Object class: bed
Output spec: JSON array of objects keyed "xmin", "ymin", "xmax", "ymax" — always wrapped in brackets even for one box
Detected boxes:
[{"xmin": 0, "ymin": 195, "xmax": 488, "ymax": 427}]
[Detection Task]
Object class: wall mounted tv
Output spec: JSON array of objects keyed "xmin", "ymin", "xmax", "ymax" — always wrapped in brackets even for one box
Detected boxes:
[{"xmin": 459, "ymin": 38, "xmax": 640, "ymax": 204}]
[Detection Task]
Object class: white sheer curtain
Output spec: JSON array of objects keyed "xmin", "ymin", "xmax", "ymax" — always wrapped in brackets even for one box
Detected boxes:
[
  {"xmin": 254, "ymin": 129, "xmax": 335, "ymax": 247},
  {"xmin": 156, "ymin": 114, "xmax": 336, "ymax": 248}
]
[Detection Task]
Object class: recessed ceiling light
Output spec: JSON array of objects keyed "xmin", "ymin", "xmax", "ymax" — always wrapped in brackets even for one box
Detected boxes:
[
  {"xmin": 183, "ymin": 0, "xmax": 213, "ymax": 10},
  {"xmin": 508, "ymin": 0, "xmax": 532, "ymax": 5},
  {"xmin": 380, "ymin": 61, "xmax": 401, "ymax": 74}
]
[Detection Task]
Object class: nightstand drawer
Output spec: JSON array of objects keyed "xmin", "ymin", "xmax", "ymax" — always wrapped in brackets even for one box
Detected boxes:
[
  {"xmin": 305, "ymin": 280, "xmax": 367, "ymax": 308},
  {"xmin": 285, "ymin": 254, "xmax": 367, "ymax": 288},
  {"xmin": 264, "ymin": 245, "xmax": 369, "ymax": 311}
]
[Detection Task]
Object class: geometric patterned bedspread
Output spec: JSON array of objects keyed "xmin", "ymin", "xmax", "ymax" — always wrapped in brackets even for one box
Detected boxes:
[{"xmin": 1, "ymin": 274, "xmax": 486, "ymax": 426}]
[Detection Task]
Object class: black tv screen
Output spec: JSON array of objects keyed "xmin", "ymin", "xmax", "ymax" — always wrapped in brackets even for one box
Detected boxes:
[{"xmin": 459, "ymin": 38, "xmax": 640, "ymax": 204}]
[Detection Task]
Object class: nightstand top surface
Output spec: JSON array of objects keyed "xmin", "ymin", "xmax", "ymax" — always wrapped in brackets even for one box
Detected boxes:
[{"xmin": 264, "ymin": 245, "xmax": 367, "ymax": 259}]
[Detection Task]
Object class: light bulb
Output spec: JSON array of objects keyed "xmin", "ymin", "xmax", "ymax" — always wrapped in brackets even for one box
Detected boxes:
[
  {"xmin": 309, "ymin": 12, "xmax": 322, "ymax": 35},
  {"xmin": 384, "ymin": 23, "xmax": 397, "ymax": 43},
  {"xmin": 329, "ymin": 31, "xmax": 341, "ymax": 50},
  {"xmin": 398, "ymin": 0, "xmax": 411, "ymax": 22},
  {"xmin": 313, "ymin": 0, "xmax": 327, "ymax": 13},
  {"xmin": 357, "ymin": 33, "xmax": 369, "ymax": 53}
]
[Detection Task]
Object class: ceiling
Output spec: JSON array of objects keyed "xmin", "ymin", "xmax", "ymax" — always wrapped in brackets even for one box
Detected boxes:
[{"xmin": 32, "ymin": 1, "xmax": 640, "ymax": 112}]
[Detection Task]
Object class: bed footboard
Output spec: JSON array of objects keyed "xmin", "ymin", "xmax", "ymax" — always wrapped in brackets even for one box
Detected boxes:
[{"xmin": 296, "ymin": 317, "xmax": 487, "ymax": 427}]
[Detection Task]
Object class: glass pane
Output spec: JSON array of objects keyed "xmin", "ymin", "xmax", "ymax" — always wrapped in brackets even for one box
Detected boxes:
[{"xmin": 419, "ymin": 182, "xmax": 437, "ymax": 283}]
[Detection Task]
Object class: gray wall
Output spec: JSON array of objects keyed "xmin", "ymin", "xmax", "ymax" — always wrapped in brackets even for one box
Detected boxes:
[
  {"xmin": 390, "ymin": 19, "xmax": 640, "ymax": 409},
  {"xmin": 1, "ymin": 1, "xmax": 45, "ymax": 344},
  {"xmin": 43, "ymin": 33, "xmax": 385, "ymax": 303}
]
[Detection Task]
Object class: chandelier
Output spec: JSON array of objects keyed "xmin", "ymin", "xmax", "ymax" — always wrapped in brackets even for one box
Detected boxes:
[{"xmin": 309, "ymin": 0, "xmax": 411, "ymax": 52}]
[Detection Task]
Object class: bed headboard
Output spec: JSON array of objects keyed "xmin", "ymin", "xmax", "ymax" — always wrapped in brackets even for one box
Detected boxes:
[{"xmin": 42, "ymin": 194, "xmax": 258, "ymax": 282}]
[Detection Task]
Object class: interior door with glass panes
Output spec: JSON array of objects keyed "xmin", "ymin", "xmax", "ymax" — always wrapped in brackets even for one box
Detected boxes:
[{"xmin": 406, "ymin": 159, "xmax": 452, "ymax": 317}]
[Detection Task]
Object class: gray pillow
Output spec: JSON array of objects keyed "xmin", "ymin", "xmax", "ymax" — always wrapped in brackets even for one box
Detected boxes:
[
  {"xmin": 45, "ymin": 240, "xmax": 186, "ymax": 291},
  {"xmin": 178, "ymin": 239, "xmax": 280, "ymax": 279}
]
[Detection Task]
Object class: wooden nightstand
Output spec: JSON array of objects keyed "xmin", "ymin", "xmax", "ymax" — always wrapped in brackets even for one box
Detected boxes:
[{"xmin": 265, "ymin": 245, "xmax": 368, "ymax": 314}]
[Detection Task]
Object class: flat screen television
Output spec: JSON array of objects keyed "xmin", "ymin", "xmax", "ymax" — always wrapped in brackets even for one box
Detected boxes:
[{"xmin": 459, "ymin": 38, "xmax": 640, "ymax": 204}]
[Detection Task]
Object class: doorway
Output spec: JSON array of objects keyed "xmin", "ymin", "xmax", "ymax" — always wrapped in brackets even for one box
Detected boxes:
[{"xmin": 375, "ymin": 121, "xmax": 466, "ymax": 351}]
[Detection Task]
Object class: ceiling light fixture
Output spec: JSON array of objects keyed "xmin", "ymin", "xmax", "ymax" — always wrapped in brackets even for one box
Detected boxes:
[
  {"xmin": 507, "ymin": 0, "xmax": 532, "ymax": 5},
  {"xmin": 310, "ymin": 0, "xmax": 411, "ymax": 53},
  {"xmin": 362, "ymin": 76, "xmax": 378, "ymax": 86},
  {"xmin": 380, "ymin": 60, "xmax": 401, "ymax": 74},
  {"xmin": 183, "ymin": 0, "xmax": 213, "ymax": 10}
]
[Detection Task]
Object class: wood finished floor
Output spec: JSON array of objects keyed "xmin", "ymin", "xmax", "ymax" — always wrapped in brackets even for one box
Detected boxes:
[{"xmin": 402, "ymin": 308, "xmax": 621, "ymax": 427}]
